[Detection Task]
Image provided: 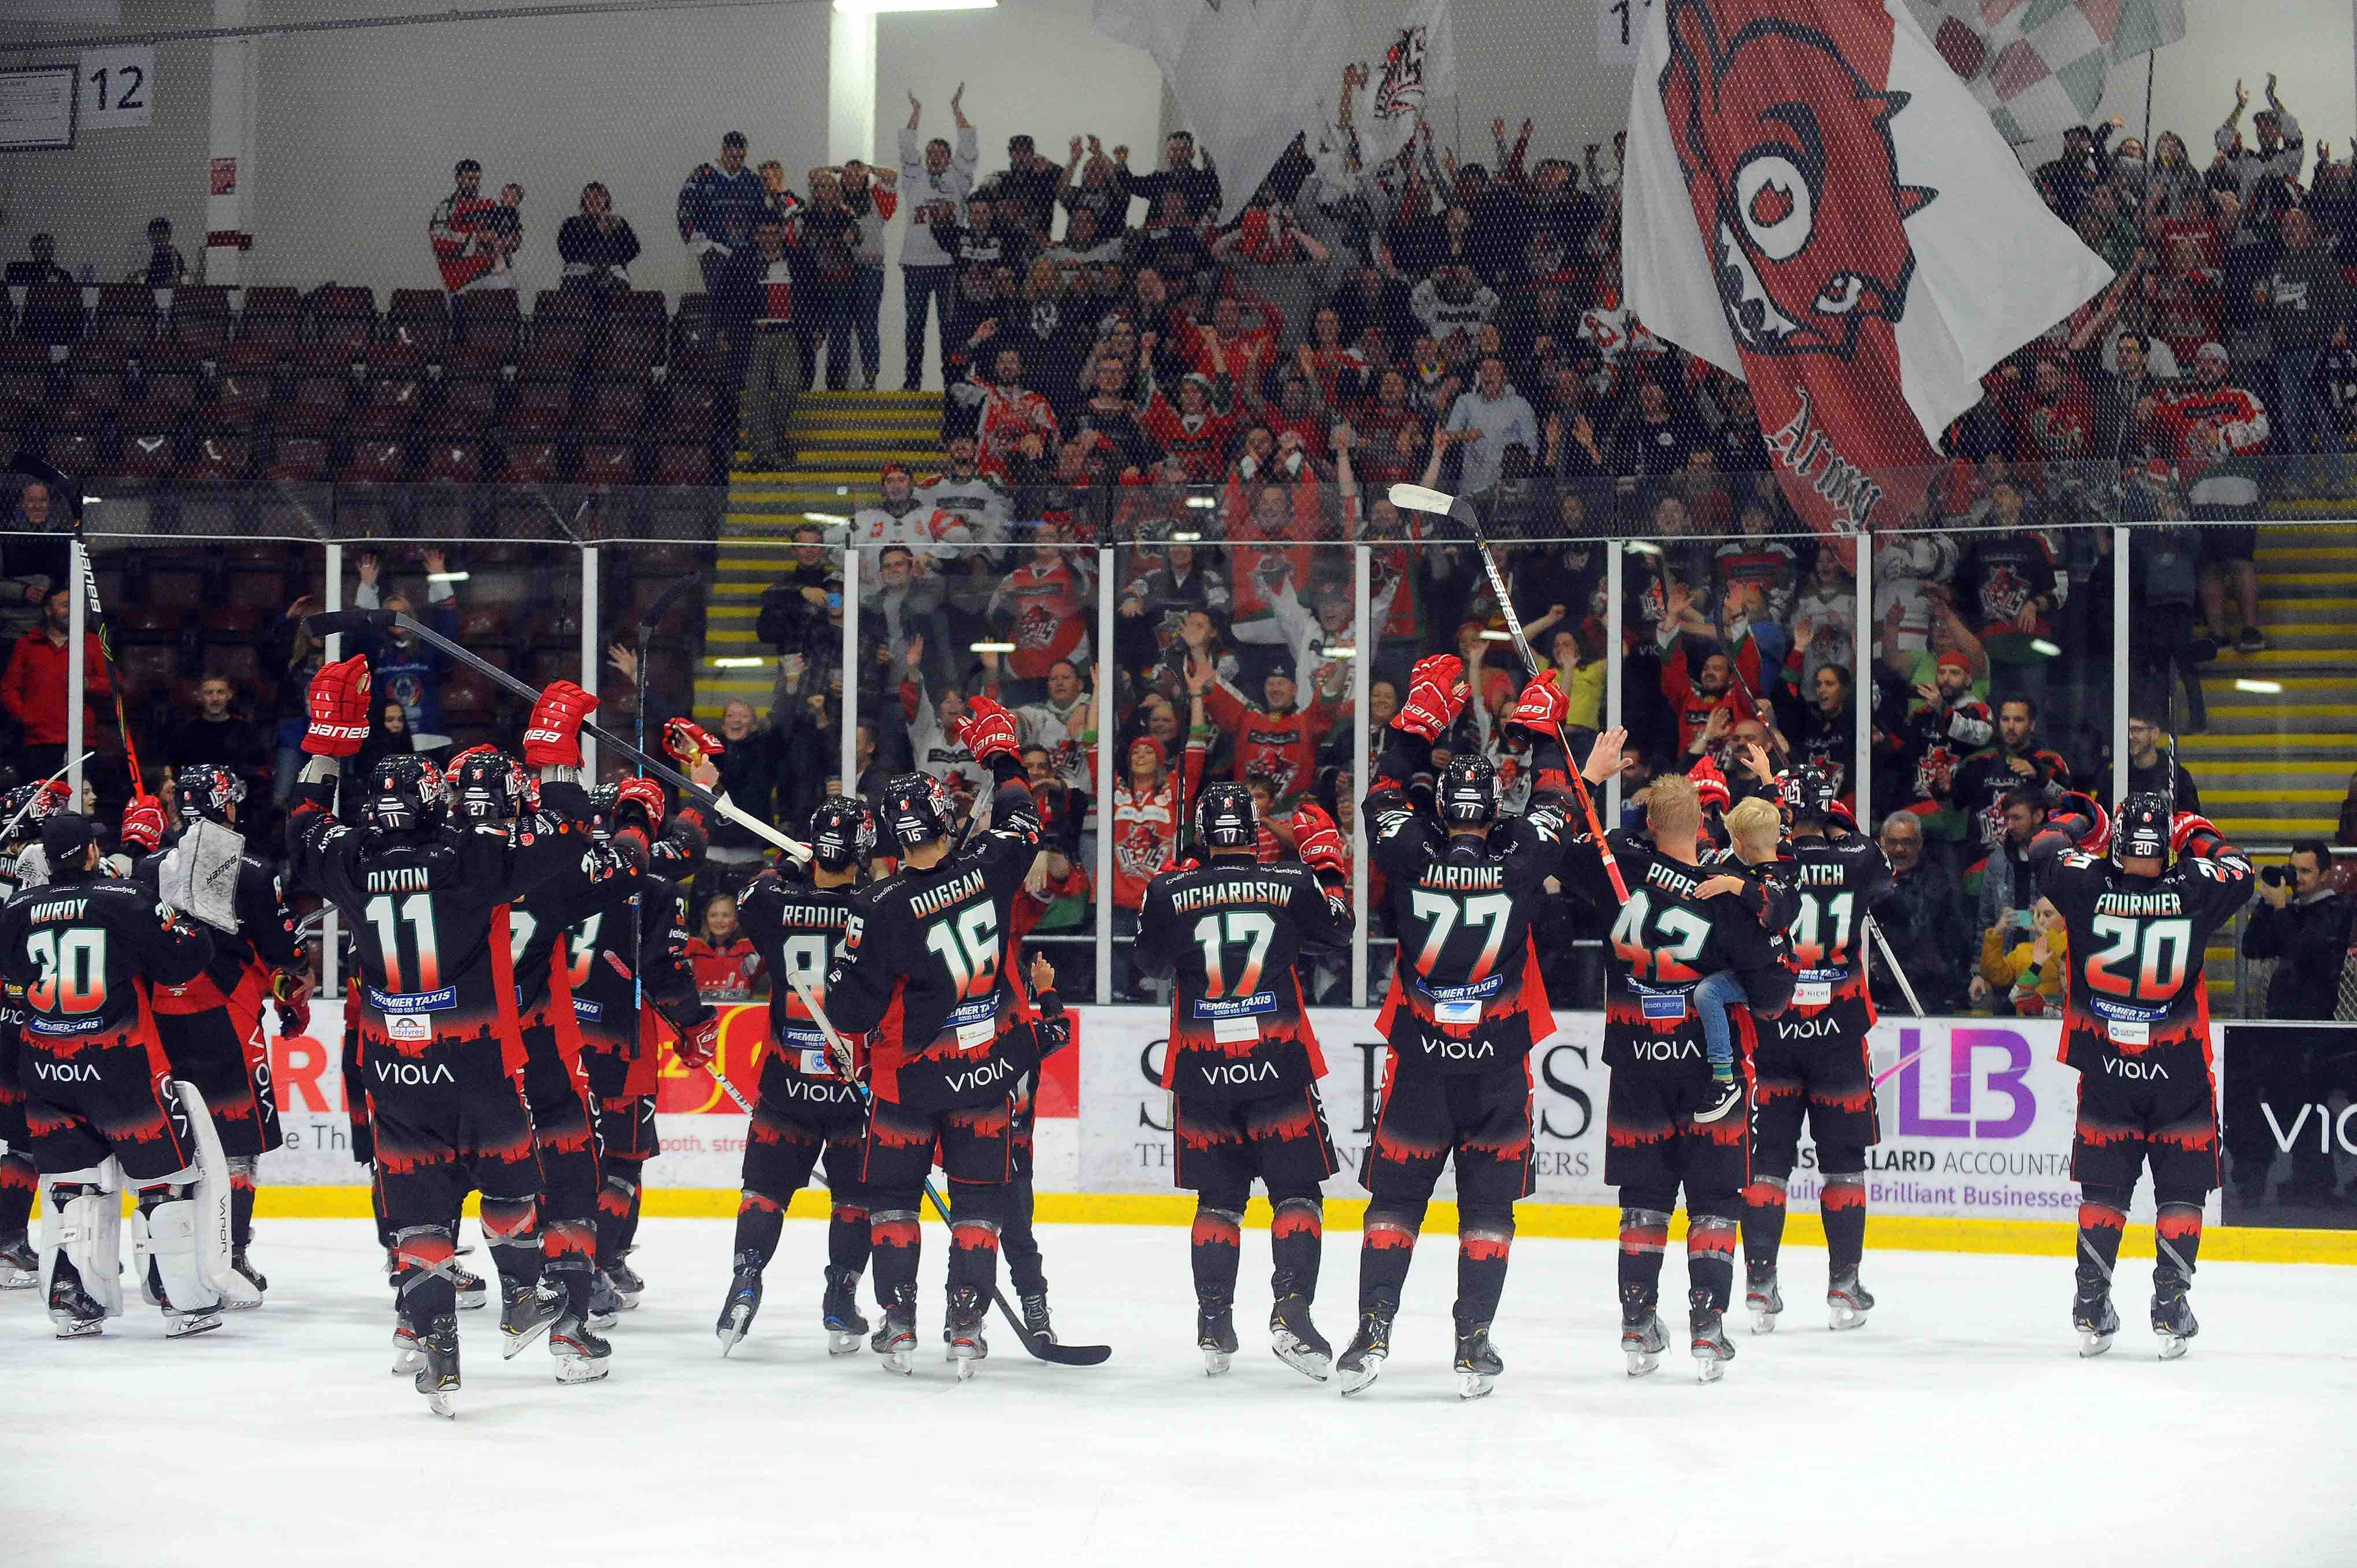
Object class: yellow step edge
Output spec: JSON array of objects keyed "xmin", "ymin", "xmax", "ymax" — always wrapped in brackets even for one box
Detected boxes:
[{"xmin": 2197, "ymin": 788, "xmax": 2347, "ymax": 803}]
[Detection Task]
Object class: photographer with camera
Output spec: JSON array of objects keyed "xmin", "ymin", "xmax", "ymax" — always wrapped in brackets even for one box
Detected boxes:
[{"xmin": 2239, "ymin": 841, "xmax": 2354, "ymax": 1203}]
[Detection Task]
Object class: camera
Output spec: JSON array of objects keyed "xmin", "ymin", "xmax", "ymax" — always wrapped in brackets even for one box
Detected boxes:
[{"xmin": 2260, "ymin": 865, "xmax": 2288, "ymax": 888}]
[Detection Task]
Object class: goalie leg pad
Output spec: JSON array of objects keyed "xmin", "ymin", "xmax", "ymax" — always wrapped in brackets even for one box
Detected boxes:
[
  {"xmin": 171, "ymin": 1079, "xmax": 259, "ymax": 1307},
  {"xmin": 41, "ymin": 1161, "xmax": 125, "ymax": 1319},
  {"xmin": 135, "ymin": 1176, "xmax": 224, "ymax": 1319}
]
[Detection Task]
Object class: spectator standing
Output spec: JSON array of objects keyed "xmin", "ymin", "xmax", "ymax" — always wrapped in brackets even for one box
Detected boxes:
[
  {"xmin": 2154, "ymin": 342, "xmax": 2270, "ymax": 652},
  {"xmin": 678, "ymin": 132, "xmax": 770, "ymax": 347},
  {"xmin": 474, "ymin": 184, "xmax": 525, "ymax": 291},
  {"xmin": 2035, "ymin": 121, "xmax": 2119, "ymax": 225},
  {"xmin": 742, "ymin": 216, "xmax": 803, "ymax": 472},
  {"xmin": 2123, "ymin": 711, "xmax": 2202, "ymax": 811},
  {"xmin": 5, "ymin": 232, "xmax": 72, "ymax": 286},
  {"xmin": 0, "ymin": 481, "xmax": 69, "ymax": 644},
  {"xmin": 1973, "ymin": 791, "xmax": 2052, "ymax": 940},
  {"xmin": 1440, "ymin": 355, "xmax": 1537, "ymax": 495},
  {"xmin": 0, "ymin": 585, "xmax": 110, "ymax": 783},
  {"xmin": 687, "ymin": 892, "xmax": 766, "ymax": 1003},
  {"xmin": 799, "ymin": 170, "xmax": 863, "ymax": 392},
  {"xmin": 1974, "ymin": 896, "xmax": 2069, "ymax": 1018},
  {"xmin": 557, "ymin": 182, "xmax": 640, "ymax": 294},
  {"xmin": 1116, "ymin": 131, "xmax": 1220, "ymax": 228},
  {"xmin": 702, "ymin": 699, "xmax": 793, "ymax": 890},
  {"xmin": 2215, "ymin": 76, "xmax": 2305, "ymax": 245},
  {"xmin": 263, "ymin": 591, "xmax": 328, "ymax": 805},
  {"xmin": 1952, "ymin": 703, "xmax": 2071, "ymax": 885},
  {"xmin": 1870, "ymin": 811, "xmax": 1973, "ymax": 1013},
  {"xmin": 2254, "ymin": 206, "xmax": 2349, "ymax": 496},
  {"xmin": 134, "ymin": 217, "xmax": 188, "ymax": 286},
  {"xmin": 898, "ymin": 86, "xmax": 980, "ymax": 391},
  {"xmin": 349, "ymin": 550, "xmax": 460, "ymax": 740},
  {"xmin": 2240, "ymin": 842, "xmax": 2353, "ymax": 1199},
  {"xmin": 165, "ymin": 674, "xmax": 268, "ymax": 779},
  {"xmin": 994, "ymin": 133, "xmax": 1062, "ymax": 237},
  {"xmin": 837, "ymin": 160, "xmax": 897, "ymax": 391},
  {"xmin": 428, "ymin": 158, "xmax": 500, "ymax": 294},
  {"xmin": 755, "ymin": 527, "xmax": 842, "ymax": 654}
]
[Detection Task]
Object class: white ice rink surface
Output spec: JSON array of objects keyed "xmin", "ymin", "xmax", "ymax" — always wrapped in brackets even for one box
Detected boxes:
[{"xmin": 5, "ymin": 1218, "xmax": 2353, "ymax": 1567}]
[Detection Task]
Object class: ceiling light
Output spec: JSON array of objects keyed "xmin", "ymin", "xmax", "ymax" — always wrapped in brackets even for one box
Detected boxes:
[
  {"xmin": 972, "ymin": 640, "xmax": 1016, "ymax": 653},
  {"xmin": 2233, "ymin": 678, "xmax": 2283, "ymax": 694},
  {"xmin": 836, "ymin": 1, "xmax": 995, "ymax": 12},
  {"xmin": 427, "ymin": 571, "xmax": 470, "ymax": 583},
  {"xmin": 1185, "ymin": 495, "xmax": 1218, "ymax": 509},
  {"xmin": 803, "ymin": 511, "xmax": 850, "ymax": 525},
  {"xmin": 710, "ymin": 657, "xmax": 766, "ymax": 669},
  {"xmin": 1171, "ymin": 530, "xmax": 1202, "ymax": 542},
  {"xmin": 1479, "ymin": 629, "xmax": 1513, "ymax": 642}
]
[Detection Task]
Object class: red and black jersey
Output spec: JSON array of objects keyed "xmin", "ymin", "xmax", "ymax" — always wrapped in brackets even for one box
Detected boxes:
[
  {"xmin": 736, "ymin": 871, "xmax": 866, "ymax": 1104},
  {"xmin": 1365, "ymin": 729, "xmax": 1571, "ymax": 1076},
  {"xmin": 1773, "ymin": 831, "xmax": 1893, "ymax": 1035},
  {"xmin": 825, "ymin": 769, "xmax": 1042, "ymax": 1111},
  {"xmin": 1557, "ymin": 831, "xmax": 1796, "ymax": 1072},
  {"xmin": 286, "ymin": 777, "xmax": 585, "ymax": 1084},
  {"xmin": 1134, "ymin": 855, "xmax": 1351, "ymax": 1101},
  {"xmin": 0, "ymin": 870, "xmax": 214, "ymax": 1083},
  {"xmin": 1201, "ymin": 680, "xmax": 1339, "ymax": 796},
  {"xmin": 2038, "ymin": 842, "xmax": 2254, "ymax": 1078},
  {"xmin": 1951, "ymin": 744, "xmax": 2073, "ymax": 861},
  {"xmin": 134, "ymin": 835, "xmax": 304, "ymax": 1017}
]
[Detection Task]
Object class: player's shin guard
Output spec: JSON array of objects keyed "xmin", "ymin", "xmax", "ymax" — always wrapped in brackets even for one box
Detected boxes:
[
  {"xmin": 1455, "ymin": 1209, "xmax": 1514, "ymax": 1332},
  {"xmin": 945, "ymin": 1181, "xmax": 1003, "ymax": 1299},
  {"xmin": 1269, "ymin": 1194, "xmax": 1324, "ymax": 1303},
  {"xmin": 1358, "ymin": 1202, "xmax": 1425, "ymax": 1312},
  {"xmin": 827, "ymin": 1196, "xmax": 872, "ymax": 1279},
  {"xmin": 595, "ymin": 1162, "xmax": 642, "ymax": 1269},
  {"xmin": 480, "ymin": 1197, "xmax": 544, "ymax": 1289},
  {"xmin": 733, "ymin": 1190, "xmax": 787, "ymax": 1270},
  {"xmin": 392, "ymin": 1227, "xmax": 460, "ymax": 1331},
  {"xmin": 1740, "ymin": 1174, "xmax": 1788, "ymax": 1275},
  {"xmin": 227, "ymin": 1156, "xmax": 258, "ymax": 1252},
  {"xmin": 1189, "ymin": 1201, "xmax": 1244, "ymax": 1307},
  {"xmin": 2074, "ymin": 1192, "xmax": 2128, "ymax": 1356},
  {"xmin": 868, "ymin": 1203, "xmax": 922, "ymax": 1343},
  {"xmin": 1820, "ymin": 1170, "xmax": 1868, "ymax": 1278},
  {"xmin": 2152, "ymin": 1202, "xmax": 2203, "ymax": 1358},
  {"xmin": 543, "ymin": 1218, "xmax": 598, "ymax": 1318},
  {"xmin": 1686, "ymin": 1213, "xmax": 1738, "ymax": 1315},
  {"xmin": 1617, "ymin": 1205, "xmax": 1671, "ymax": 1319},
  {"xmin": 0, "ymin": 1152, "xmax": 36, "ymax": 1282}
]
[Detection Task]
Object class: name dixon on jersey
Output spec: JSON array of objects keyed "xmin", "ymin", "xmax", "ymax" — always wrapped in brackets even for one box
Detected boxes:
[
  {"xmin": 1169, "ymin": 880, "xmax": 1295, "ymax": 913},
  {"xmin": 909, "ymin": 870, "xmax": 987, "ymax": 920},
  {"xmin": 366, "ymin": 867, "xmax": 433, "ymax": 895}
]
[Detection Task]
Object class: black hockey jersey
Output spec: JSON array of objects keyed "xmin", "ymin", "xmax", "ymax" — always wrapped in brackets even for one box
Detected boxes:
[
  {"xmin": 736, "ymin": 870, "xmax": 866, "ymax": 1107},
  {"xmin": 1135, "ymin": 855, "xmax": 1351, "ymax": 1100},
  {"xmin": 1774, "ymin": 830, "xmax": 1893, "ymax": 1033},
  {"xmin": 2039, "ymin": 841, "xmax": 2253, "ymax": 1078},
  {"xmin": 0, "ymin": 869, "xmax": 214, "ymax": 1067}
]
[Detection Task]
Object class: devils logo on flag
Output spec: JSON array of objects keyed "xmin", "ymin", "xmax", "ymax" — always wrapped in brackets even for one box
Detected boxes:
[
  {"xmin": 1659, "ymin": 0, "xmax": 1936, "ymax": 362},
  {"xmin": 1375, "ymin": 25, "xmax": 1429, "ymax": 122}
]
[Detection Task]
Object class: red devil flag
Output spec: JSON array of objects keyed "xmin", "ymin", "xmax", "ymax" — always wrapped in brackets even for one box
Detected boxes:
[{"xmin": 1623, "ymin": 0, "xmax": 2112, "ymax": 538}]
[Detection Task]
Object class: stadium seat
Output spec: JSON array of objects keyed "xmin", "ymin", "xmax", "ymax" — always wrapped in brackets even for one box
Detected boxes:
[
  {"xmin": 18, "ymin": 283, "xmax": 87, "ymax": 344},
  {"xmin": 351, "ymin": 375, "xmax": 426, "ymax": 435},
  {"xmin": 260, "ymin": 435, "xmax": 330, "ymax": 483},
  {"xmin": 118, "ymin": 431, "xmax": 180, "ymax": 481},
  {"xmin": 183, "ymin": 435, "xmax": 254, "ymax": 484},
  {"xmin": 499, "ymin": 439, "xmax": 565, "ymax": 484},
  {"xmin": 502, "ymin": 381, "xmax": 572, "ymax": 435}
]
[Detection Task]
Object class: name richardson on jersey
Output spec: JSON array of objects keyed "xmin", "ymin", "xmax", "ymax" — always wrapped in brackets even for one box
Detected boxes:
[
  {"xmin": 909, "ymin": 869, "xmax": 987, "ymax": 921},
  {"xmin": 1168, "ymin": 878, "xmax": 1296, "ymax": 913}
]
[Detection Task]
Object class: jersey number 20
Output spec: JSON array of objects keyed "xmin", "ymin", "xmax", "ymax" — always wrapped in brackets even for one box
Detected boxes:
[{"xmin": 2083, "ymin": 915, "xmax": 2193, "ymax": 1002}]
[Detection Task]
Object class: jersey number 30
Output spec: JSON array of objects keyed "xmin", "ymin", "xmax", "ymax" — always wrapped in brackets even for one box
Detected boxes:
[{"xmin": 27, "ymin": 928, "xmax": 105, "ymax": 1015}]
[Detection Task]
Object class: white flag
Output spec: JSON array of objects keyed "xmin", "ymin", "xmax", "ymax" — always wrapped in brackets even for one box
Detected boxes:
[
  {"xmin": 1623, "ymin": 0, "xmax": 2113, "ymax": 535},
  {"xmin": 1094, "ymin": 0, "xmax": 1354, "ymax": 224},
  {"xmin": 1358, "ymin": 0, "xmax": 1460, "ymax": 164},
  {"xmin": 1904, "ymin": 0, "xmax": 2188, "ymax": 144}
]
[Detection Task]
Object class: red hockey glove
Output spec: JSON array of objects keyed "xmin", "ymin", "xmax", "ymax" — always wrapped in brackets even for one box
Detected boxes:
[
  {"xmin": 1502, "ymin": 669, "xmax": 1570, "ymax": 750},
  {"xmin": 958, "ymin": 694, "xmax": 1022, "ymax": 766},
  {"xmin": 522, "ymin": 680, "xmax": 598, "ymax": 769},
  {"xmin": 270, "ymin": 968, "xmax": 314, "ymax": 1036},
  {"xmin": 120, "ymin": 795, "xmax": 166, "ymax": 854},
  {"xmin": 614, "ymin": 775, "xmax": 668, "ymax": 834},
  {"xmin": 1290, "ymin": 802, "xmax": 1347, "ymax": 880},
  {"xmin": 1688, "ymin": 754, "xmax": 1733, "ymax": 812},
  {"xmin": 674, "ymin": 1011, "xmax": 721, "ymax": 1070},
  {"xmin": 302, "ymin": 655, "xmax": 374, "ymax": 757},
  {"xmin": 1395, "ymin": 653, "xmax": 1467, "ymax": 740},
  {"xmin": 2171, "ymin": 811, "xmax": 2224, "ymax": 858},
  {"xmin": 663, "ymin": 716, "xmax": 725, "ymax": 766}
]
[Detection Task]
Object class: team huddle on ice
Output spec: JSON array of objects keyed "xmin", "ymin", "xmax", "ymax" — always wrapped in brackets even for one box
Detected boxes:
[{"xmin": 0, "ymin": 635, "xmax": 2254, "ymax": 1411}]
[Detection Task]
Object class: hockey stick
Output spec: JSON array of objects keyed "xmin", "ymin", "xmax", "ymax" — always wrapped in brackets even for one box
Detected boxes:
[
  {"xmin": 9, "ymin": 453, "xmax": 147, "ymax": 792},
  {"xmin": 629, "ymin": 571, "xmax": 705, "ymax": 1022},
  {"xmin": 304, "ymin": 607, "xmax": 811, "ymax": 865},
  {"xmin": 1388, "ymin": 481, "xmax": 1629, "ymax": 902},
  {"xmin": 781, "ymin": 966, "xmax": 1110, "ymax": 1367},
  {"xmin": 0, "ymin": 750, "xmax": 95, "ymax": 843},
  {"xmin": 1863, "ymin": 915, "xmax": 1927, "ymax": 1020}
]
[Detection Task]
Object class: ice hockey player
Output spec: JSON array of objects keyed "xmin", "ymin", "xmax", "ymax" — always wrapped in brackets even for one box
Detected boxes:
[
  {"xmin": 0, "ymin": 810, "xmax": 224, "ymax": 1337},
  {"xmin": 573, "ymin": 769, "xmax": 714, "ymax": 1317},
  {"xmin": 1723, "ymin": 763, "xmax": 1892, "ymax": 1332},
  {"xmin": 447, "ymin": 744, "xmax": 616, "ymax": 1355},
  {"xmin": 1135, "ymin": 780, "xmax": 1353, "ymax": 1381},
  {"xmin": 822, "ymin": 696, "xmax": 1042, "ymax": 1377},
  {"xmin": 2039, "ymin": 792, "xmax": 2252, "ymax": 1359},
  {"xmin": 720, "ymin": 795, "xmax": 879, "ymax": 1356},
  {"xmin": 0, "ymin": 779, "xmax": 71, "ymax": 1289},
  {"xmin": 1344, "ymin": 654, "xmax": 1626, "ymax": 1398},
  {"xmin": 286, "ymin": 655, "xmax": 606, "ymax": 1413},
  {"xmin": 126, "ymin": 763, "xmax": 312, "ymax": 1303},
  {"xmin": 1556, "ymin": 771, "xmax": 1796, "ymax": 1382}
]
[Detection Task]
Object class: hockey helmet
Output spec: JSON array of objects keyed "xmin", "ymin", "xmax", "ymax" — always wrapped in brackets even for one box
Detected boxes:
[
  {"xmin": 446, "ymin": 746, "xmax": 529, "ymax": 822},
  {"xmin": 0, "ymin": 781, "xmax": 65, "ymax": 845},
  {"xmin": 1781, "ymin": 762, "xmax": 1850, "ymax": 828},
  {"xmin": 809, "ymin": 795, "xmax": 876, "ymax": 872},
  {"xmin": 173, "ymin": 762, "xmax": 247, "ymax": 826},
  {"xmin": 1195, "ymin": 781, "xmax": 1258, "ymax": 851},
  {"xmin": 878, "ymin": 771, "xmax": 957, "ymax": 850},
  {"xmin": 2113, "ymin": 791, "xmax": 2171, "ymax": 868},
  {"xmin": 362, "ymin": 753, "xmax": 448, "ymax": 835},
  {"xmin": 1439, "ymin": 752, "xmax": 1499, "ymax": 826}
]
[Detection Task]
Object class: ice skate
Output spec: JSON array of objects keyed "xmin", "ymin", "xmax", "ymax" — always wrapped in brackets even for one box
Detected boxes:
[
  {"xmin": 1, "ymin": 1236, "xmax": 42, "ymax": 1289},
  {"xmin": 1336, "ymin": 1306, "xmax": 1394, "ymax": 1396},
  {"xmin": 550, "ymin": 1312, "xmax": 612, "ymax": 1384},
  {"xmin": 586, "ymin": 1270, "xmax": 622, "ymax": 1331},
  {"xmin": 1018, "ymin": 1289, "xmax": 1055, "ymax": 1344},
  {"xmin": 158, "ymin": 1279, "xmax": 223, "ymax": 1339},
  {"xmin": 452, "ymin": 1263, "xmax": 487, "ymax": 1311},
  {"xmin": 874, "ymin": 1304, "xmax": 917, "ymax": 1376},
  {"xmin": 1745, "ymin": 1266, "xmax": 1783, "ymax": 1335},
  {"xmin": 1621, "ymin": 1311, "xmax": 1667, "ymax": 1377},
  {"xmin": 821, "ymin": 1266, "xmax": 869, "ymax": 1355},
  {"xmin": 414, "ymin": 1316, "xmax": 460, "ymax": 1417},
  {"xmin": 716, "ymin": 1254, "xmax": 764, "ymax": 1356},
  {"xmin": 49, "ymin": 1273, "xmax": 106, "ymax": 1339},
  {"xmin": 1690, "ymin": 1307, "xmax": 1735, "ymax": 1382},
  {"xmin": 946, "ymin": 1285, "xmax": 989, "ymax": 1379},
  {"xmin": 499, "ymin": 1277, "xmax": 562, "ymax": 1358},
  {"xmin": 390, "ymin": 1322, "xmax": 425, "ymax": 1377},
  {"xmin": 1197, "ymin": 1297, "xmax": 1239, "ymax": 1376},
  {"xmin": 1269, "ymin": 1293, "xmax": 1332, "ymax": 1382},
  {"xmin": 1454, "ymin": 1322, "xmax": 1503, "ymax": 1400},
  {"xmin": 605, "ymin": 1255, "xmax": 646, "ymax": 1308},
  {"xmin": 2151, "ymin": 1281, "xmax": 2199, "ymax": 1361},
  {"xmin": 2074, "ymin": 1289, "xmax": 2119, "ymax": 1358},
  {"xmin": 1695, "ymin": 1069, "xmax": 1744, "ymax": 1124},
  {"xmin": 226, "ymin": 1250, "xmax": 268, "ymax": 1306},
  {"xmin": 1827, "ymin": 1271, "xmax": 1875, "ymax": 1331}
]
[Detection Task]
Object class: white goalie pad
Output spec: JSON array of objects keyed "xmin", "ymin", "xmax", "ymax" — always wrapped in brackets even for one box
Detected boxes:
[
  {"xmin": 39, "ymin": 1158, "xmax": 124, "ymax": 1319},
  {"xmin": 169, "ymin": 1079, "xmax": 261, "ymax": 1307},
  {"xmin": 157, "ymin": 818, "xmax": 246, "ymax": 933}
]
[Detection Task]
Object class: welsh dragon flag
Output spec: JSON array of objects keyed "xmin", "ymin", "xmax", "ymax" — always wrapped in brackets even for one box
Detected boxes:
[
  {"xmin": 1908, "ymin": 0, "xmax": 2188, "ymax": 144},
  {"xmin": 1624, "ymin": 0, "xmax": 2114, "ymax": 538}
]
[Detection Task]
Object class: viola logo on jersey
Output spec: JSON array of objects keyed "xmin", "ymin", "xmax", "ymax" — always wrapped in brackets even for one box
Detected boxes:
[
  {"xmin": 29, "ymin": 1058, "xmax": 99, "ymax": 1083},
  {"xmin": 943, "ymin": 1055, "xmax": 1016, "ymax": 1096},
  {"xmin": 1887, "ymin": 1026, "xmax": 2034, "ymax": 1139},
  {"xmin": 1630, "ymin": 1039, "xmax": 1700, "ymax": 1062},
  {"xmin": 2102, "ymin": 1057, "xmax": 2169, "ymax": 1081},
  {"xmin": 1198, "ymin": 1059, "xmax": 1278, "ymax": 1088},
  {"xmin": 373, "ymin": 1059, "xmax": 457, "ymax": 1087}
]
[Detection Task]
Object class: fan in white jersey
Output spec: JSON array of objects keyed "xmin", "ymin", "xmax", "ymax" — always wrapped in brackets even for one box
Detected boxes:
[
  {"xmin": 916, "ymin": 436, "xmax": 1014, "ymax": 547},
  {"xmin": 853, "ymin": 463, "xmax": 967, "ymax": 565}
]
